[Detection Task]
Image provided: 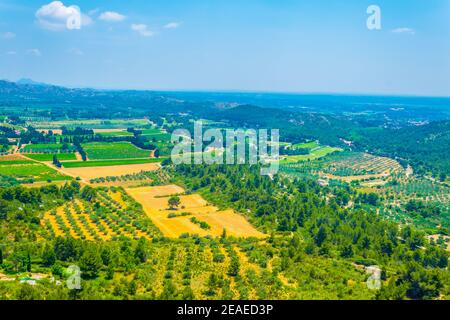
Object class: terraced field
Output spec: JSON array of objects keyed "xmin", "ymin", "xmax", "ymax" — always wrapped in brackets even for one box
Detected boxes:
[
  {"xmin": 281, "ymin": 152, "xmax": 404, "ymax": 184},
  {"xmin": 322, "ymin": 153, "xmax": 403, "ymax": 177}
]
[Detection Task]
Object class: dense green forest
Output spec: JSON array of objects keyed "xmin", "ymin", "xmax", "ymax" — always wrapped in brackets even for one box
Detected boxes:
[
  {"xmin": 0, "ymin": 165, "xmax": 448, "ymax": 300},
  {"xmin": 351, "ymin": 120, "xmax": 450, "ymax": 179}
]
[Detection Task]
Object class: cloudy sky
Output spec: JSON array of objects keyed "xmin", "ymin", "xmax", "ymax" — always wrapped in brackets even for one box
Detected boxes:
[{"xmin": 0, "ymin": 0, "xmax": 449, "ymax": 96}]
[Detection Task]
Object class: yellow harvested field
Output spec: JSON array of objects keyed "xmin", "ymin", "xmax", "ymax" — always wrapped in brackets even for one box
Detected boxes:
[
  {"xmin": 129, "ymin": 185, "xmax": 185, "ymax": 197},
  {"xmin": 59, "ymin": 163, "xmax": 160, "ymax": 180},
  {"xmin": 126, "ymin": 185, "xmax": 265, "ymax": 239},
  {"xmin": 0, "ymin": 154, "xmax": 24, "ymax": 161},
  {"xmin": 39, "ymin": 129, "xmax": 62, "ymax": 135}
]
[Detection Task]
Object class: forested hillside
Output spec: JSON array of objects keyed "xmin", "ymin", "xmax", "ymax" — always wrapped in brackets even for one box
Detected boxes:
[
  {"xmin": 171, "ymin": 164, "xmax": 449, "ymax": 300},
  {"xmin": 351, "ymin": 120, "xmax": 450, "ymax": 178},
  {"xmin": 0, "ymin": 165, "xmax": 448, "ymax": 300}
]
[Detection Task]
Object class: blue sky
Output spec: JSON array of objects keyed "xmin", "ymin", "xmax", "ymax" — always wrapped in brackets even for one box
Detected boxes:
[{"xmin": 0, "ymin": 0, "xmax": 449, "ymax": 96}]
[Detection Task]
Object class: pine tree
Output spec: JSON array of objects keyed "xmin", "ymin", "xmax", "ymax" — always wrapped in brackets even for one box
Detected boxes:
[
  {"xmin": 134, "ymin": 237, "xmax": 148, "ymax": 263},
  {"xmin": 228, "ymin": 257, "xmax": 240, "ymax": 277},
  {"xmin": 26, "ymin": 252, "xmax": 32, "ymax": 272},
  {"xmin": 42, "ymin": 244, "xmax": 56, "ymax": 267},
  {"xmin": 80, "ymin": 247, "xmax": 102, "ymax": 279}
]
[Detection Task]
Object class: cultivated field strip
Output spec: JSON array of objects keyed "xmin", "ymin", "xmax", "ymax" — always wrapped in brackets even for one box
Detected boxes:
[
  {"xmin": 126, "ymin": 185, "xmax": 266, "ymax": 239},
  {"xmin": 42, "ymin": 189, "xmax": 161, "ymax": 240}
]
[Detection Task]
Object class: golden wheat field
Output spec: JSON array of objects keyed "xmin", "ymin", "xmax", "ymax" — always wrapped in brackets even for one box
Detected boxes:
[{"xmin": 126, "ymin": 185, "xmax": 266, "ymax": 239}]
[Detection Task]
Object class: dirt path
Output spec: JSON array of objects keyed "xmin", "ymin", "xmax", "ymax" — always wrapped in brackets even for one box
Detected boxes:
[
  {"xmin": 12, "ymin": 140, "xmax": 21, "ymax": 154},
  {"xmin": 75, "ymin": 152, "xmax": 83, "ymax": 161}
]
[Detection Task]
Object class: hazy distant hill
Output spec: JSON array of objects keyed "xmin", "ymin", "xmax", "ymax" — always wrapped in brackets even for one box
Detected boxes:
[
  {"xmin": 16, "ymin": 78, "xmax": 50, "ymax": 86},
  {"xmin": 0, "ymin": 80, "xmax": 212, "ymax": 117},
  {"xmin": 2, "ymin": 80, "xmax": 449, "ymax": 122},
  {"xmin": 0, "ymin": 80, "xmax": 448, "ymax": 176}
]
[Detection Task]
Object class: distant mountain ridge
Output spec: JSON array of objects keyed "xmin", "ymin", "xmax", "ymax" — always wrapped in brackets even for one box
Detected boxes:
[
  {"xmin": 16, "ymin": 78, "xmax": 50, "ymax": 86},
  {"xmin": 0, "ymin": 79, "xmax": 448, "ymax": 176},
  {"xmin": 1, "ymin": 79, "xmax": 449, "ymax": 122}
]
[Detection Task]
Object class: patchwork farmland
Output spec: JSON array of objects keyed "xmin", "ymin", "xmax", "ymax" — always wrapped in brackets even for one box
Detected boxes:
[{"xmin": 1, "ymin": 108, "xmax": 448, "ymax": 301}]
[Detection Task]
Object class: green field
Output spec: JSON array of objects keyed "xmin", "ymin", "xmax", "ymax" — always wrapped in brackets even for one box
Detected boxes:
[
  {"xmin": 24, "ymin": 153, "xmax": 77, "ymax": 161},
  {"xmin": 0, "ymin": 162, "xmax": 71, "ymax": 182},
  {"xmin": 61, "ymin": 158, "xmax": 163, "ymax": 168},
  {"xmin": 95, "ymin": 131, "xmax": 134, "ymax": 137},
  {"xmin": 22, "ymin": 143, "xmax": 75, "ymax": 153},
  {"xmin": 281, "ymin": 146, "xmax": 342, "ymax": 163},
  {"xmin": 0, "ymin": 160, "xmax": 33, "ymax": 165},
  {"xmin": 292, "ymin": 141, "xmax": 320, "ymax": 149},
  {"xmin": 140, "ymin": 128, "xmax": 164, "ymax": 135},
  {"xmin": 141, "ymin": 129, "xmax": 172, "ymax": 142},
  {"xmin": 82, "ymin": 142, "xmax": 151, "ymax": 160}
]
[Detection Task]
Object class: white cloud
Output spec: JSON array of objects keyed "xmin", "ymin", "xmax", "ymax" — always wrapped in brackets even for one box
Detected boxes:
[
  {"xmin": 99, "ymin": 11, "xmax": 126, "ymax": 22},
  {"xmin": 35, "ymin": 1, "xmax": 92, "ymax": 31},
  {"xmin": 164, "ymin": 22, "xmax": 181, "ymax": 29},
  {"xmin": 27, "ymin": 49, "xmax": 42, "ymax": 57},
  {"xmin": 131, "ymin": 24, "xmax": 154, "ymax": 37},
  {"xmin": 2, "ymin": 32, "xmax": 16, "ymax": 39},
  {"xmin": 391, "ymin": 27, "xmax": 415, "ymax": 35},
  {"xmin": 6, "ymin": 51, "xmax": 16, "ymax": 55}
]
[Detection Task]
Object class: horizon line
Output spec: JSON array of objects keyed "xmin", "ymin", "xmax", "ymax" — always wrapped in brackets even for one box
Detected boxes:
[{"xmin": 4, "ymin": 78, "xmax": 450, "ymax": 99}]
